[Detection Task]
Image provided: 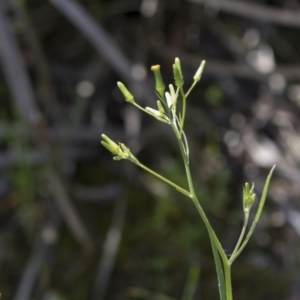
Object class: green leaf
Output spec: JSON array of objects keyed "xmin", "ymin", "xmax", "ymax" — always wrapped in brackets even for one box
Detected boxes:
[{"xmin": 210, "ymin": 236, "xmax": 226, "ymax": 300}]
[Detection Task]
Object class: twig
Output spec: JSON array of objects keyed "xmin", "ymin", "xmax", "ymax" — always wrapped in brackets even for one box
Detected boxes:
[{"xmin": 187, "ymin": 0, "xmax": 300, "ymax": 28}]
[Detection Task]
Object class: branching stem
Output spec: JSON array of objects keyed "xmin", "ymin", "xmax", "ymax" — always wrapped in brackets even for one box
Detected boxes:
[{"xmin": 135, "ymin": 161, "xmax": 191, "ymax": 198}]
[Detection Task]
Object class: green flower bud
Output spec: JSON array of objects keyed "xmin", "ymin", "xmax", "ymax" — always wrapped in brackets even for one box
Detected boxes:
[
  {"xmin": 243, "ymin": 182, "xmax": 256, "ymax": 213},
  {"xmin": 193, "ymin": 60, "xmax": 206, "ymax": 82},
  {"xmin": 120, "ymin": 143, "xmax": 131, "ymax": 158},
  {"xmin": 101, "ymin": 134, "xmax": 138, "ymax": 162},
  {"xmin": 157, "ymin": 100, "xmax": 165, "ymax": 114},
  {"xmin": 117, "ymin": 82, "xmax": 135, "ymax": 103},
  {"xmin": 151, "ymin": 65, "xmax": 165, "ymax": 98},
  {"xmin": 101, "ymin": 134, "xmax": 119, "ymax": 154},
  {"xmin": 172, "ymin": 63, "xmax": 183, "ymax": 88},
  {"xmin": 175, "ymin": 57, "xmax": 183, "ymax": 79},
  {"xmin": 169, "ymin": 84, "xmax": 176, "ymax": 97}
]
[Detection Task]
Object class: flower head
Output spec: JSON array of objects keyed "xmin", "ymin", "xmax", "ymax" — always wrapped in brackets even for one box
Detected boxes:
[
  {"xmin": 243, "ymin": 182, "xmax": 256, "ymax": 213},
  {"xmin": 101, "ymin": 134, "xmax": 138, "ymax": 163}
]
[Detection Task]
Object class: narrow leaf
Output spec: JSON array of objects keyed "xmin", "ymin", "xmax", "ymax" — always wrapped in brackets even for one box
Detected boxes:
[{"xmin": 210, "ymin": 236, "xmax": 226, "ymax": 300}]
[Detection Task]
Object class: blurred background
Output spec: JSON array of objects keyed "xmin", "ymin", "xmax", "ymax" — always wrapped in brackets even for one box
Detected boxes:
[{"xmin": 1, "ymin": 0, "xmax": 300, "ymax": 299}]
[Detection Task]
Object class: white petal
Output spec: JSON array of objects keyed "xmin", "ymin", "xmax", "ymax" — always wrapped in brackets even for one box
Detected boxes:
[
  {"xmin": 145, "ymin": 107, "xmax": 161, "ymax": 117},
  {"xmin": 165, "ymin": 92, "xmax": 172, "ymax": 108}
]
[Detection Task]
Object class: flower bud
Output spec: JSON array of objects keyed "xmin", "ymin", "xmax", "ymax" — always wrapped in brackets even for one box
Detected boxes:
[
  {"xmin": 193, "ymin": 60, "xmax": 206, "ymax": 82},
  {"xmin": 151, "ymin": 65, "xmax": 165, "ymax": 98},
  {"xmin": 117, "ymin": 82, "xmax": 135, "ymax": 103},
  {"xmin": 101, "ymin": 134, "xmax": 119, "ymax": 154},
  {"xmin": 157, "ymin": 100, "xmax": 165, "ymax": 114},
  {"xmin": 243, "ymin": 182, "xmax": 256, "ymax": 213},
  {"xmin": 175, "ymin": 57, "xmax": 183, "ymax": 79},
  {"xmin": 101, "ymin": 134, "xmax": 138, "ymax": 162},
  {"xmin": 173, "ymin": 63, "xmax": 183, "ymax": 88}
]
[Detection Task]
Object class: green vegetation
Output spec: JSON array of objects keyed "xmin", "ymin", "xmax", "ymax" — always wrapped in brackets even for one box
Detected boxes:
[{"xmin": 102, "ymin": 58, "xmax": 275, "ymax": 300}]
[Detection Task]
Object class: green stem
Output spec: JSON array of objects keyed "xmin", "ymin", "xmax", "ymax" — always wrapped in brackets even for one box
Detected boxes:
[
  {"xmin": 172, "ymin": 123, "xmax": 228, "ymax": 264},
  {"xmin": 179, "ymin": 88, "xmax": 186, "ymax": 136},
  {"xmin": 230, "ymin": 213, "xmax": 249, "ymax": 262},
  {"xmin": 179, "ymin": 80, "xmax": 197, "ymax": 136},
  {"xmin": 224, "ymin": 264, "xmax": 233, "ymax": 300},
  {"xmin": 185, "ymin": 81, "xmax": 197, "ymax": 98},
  {"xmin": 135, "ymin": 161, "xmax": 191, "ymax": 198},
  {"xmin": 171, "ymin": 122, "xmax": 233, "ymax": 299},
  {"xmin": 132, "ymin": 103, "xmax": 169, "ymax": 124},
  {"xmin": 191, "ymin": 194, "xmax": 228, "ymax": 264}
]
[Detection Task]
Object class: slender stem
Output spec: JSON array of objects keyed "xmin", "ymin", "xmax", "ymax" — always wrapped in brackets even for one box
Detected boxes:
[
  {"xmin": 132, "ymin": 103, "xmax": 169, "ymax": 124},
  {"xmin": 179, "ymin": 80, "xmax": 197, "ymax": 136},
  {"xmin": 229, "ymin": 213, "xmax": 249, "ymax": 264},
  {"xmin": 185, "ymin": 81, "xmax": 197, "ymax": 98},
  {"xmin": 135, "ymin": 161, "xmax": 191, "ymax": 198},
  {"xmin": 191, "ymin": 194, "xmax": 228, "ymax": 264},
  {"xmin": 179, "ymin": 88, "xmax": 186, "ymax": 136},
  {"xmin": 171, "ymin": 123, "xmax": 228, "ymax": 264},
  {"xmin": 132, "ymin": 102, "xmax": 150, "ymax": 114},
  {"xmin": 171, "ymin": 121, "xmax": 233, "ymax": 299},
  {"xmin": 224, "ymin": 264, "xmax": 233, "ymax": 300}
]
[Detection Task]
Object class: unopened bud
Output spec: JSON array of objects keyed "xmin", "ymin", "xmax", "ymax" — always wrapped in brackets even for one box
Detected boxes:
[
  {"xmin": 151, "ymin": 65, "xmax": 165, "ymax": 98},
  {"xmin": 193, "ymin": 60, "xmax": 206, "ymax": 82},
  {"xmin": 243, "ymin": 182, "xmax": 256, "ymax": 213},
  {"xmin": 101, "ymin": 134, "xmax": 119, "ymax": 154},
  {"xmin": 175, "ymin": 58, "xmax": 183, "ymax": 79},
  {"xmin": 173, "ymin": 63, "xmax": 183, "ymax": 88},
  {"xmin": 157, "ymin": 100, "xmax": 165, "ymax": 114},
  {"xmin": 117, "ymin": 82, "xmax": 135, "ymax": 103}
]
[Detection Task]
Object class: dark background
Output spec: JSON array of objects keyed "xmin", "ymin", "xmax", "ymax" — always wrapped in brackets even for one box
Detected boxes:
[{"xmin": 0, "ymin": 0, "xmax": 300, "ymax": 299}]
